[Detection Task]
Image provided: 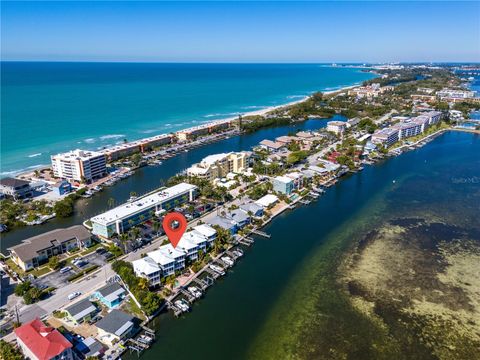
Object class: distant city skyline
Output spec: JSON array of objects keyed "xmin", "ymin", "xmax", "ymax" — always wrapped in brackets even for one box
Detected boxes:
[{"xmin": 1, "ymin": 1, "xmax": 479, "ymax": 63}]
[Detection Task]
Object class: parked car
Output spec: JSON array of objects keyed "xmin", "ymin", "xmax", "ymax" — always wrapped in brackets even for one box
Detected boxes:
[
  {"xmin": 96, "ymin": 247, "xmax": 107, "ymax": 255},
  {"xmin": 60, "ymin": 266, "xmax": 72, "ymax": 274}
]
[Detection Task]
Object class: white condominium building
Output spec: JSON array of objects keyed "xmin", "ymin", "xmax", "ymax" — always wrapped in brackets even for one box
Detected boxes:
[
  {"xmin": 51, "ymin": 149, "xmax": 107, "ymax": 183},
  {"xmin": 326, "ymin": 121, "xmax": 347, "ymax": 135},
  {"xmin": 436, "ymin": 89, "xmax": 475, "ymax": 100},
  {"xmin": 187, "ymin": 151, "xmax": 251, "ymax": 181}
]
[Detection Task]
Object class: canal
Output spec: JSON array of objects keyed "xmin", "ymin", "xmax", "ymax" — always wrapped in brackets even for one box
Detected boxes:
[{"xmin": 0, "ymin": 116, "xmax": 341, "ymax": 251}]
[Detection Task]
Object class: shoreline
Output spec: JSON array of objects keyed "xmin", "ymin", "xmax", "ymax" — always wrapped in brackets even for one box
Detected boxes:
[{"xmin": 5, "ymin": 82, "xmax": 365, "ymax": 178}]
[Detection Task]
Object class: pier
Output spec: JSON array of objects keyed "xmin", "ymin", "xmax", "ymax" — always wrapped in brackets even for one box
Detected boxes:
[{"xmin": 250, "ymin": 229, "xmax": 271, "ymax": 238}]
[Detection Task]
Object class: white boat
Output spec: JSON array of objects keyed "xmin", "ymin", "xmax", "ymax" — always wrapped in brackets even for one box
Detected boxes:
[
  {"xmin": 188, "ymin": 286, "xmax": 202, "ymax": 298},
  {"xmin": 174, "ymin": 300, "xmax": 189, "ymax": 312},
  {"xmin": 138, "ymin": 335, "xmax": 153, "ymax": 344},
  {"xmin": 209, "ymin": 264, "xmax": 225, "ymax": 275},
  {"xmin": 233, "ymin": 249, "xmax": 243, "ymax": 257},
  {"xmin": 221, "ymin": 256, "xmax": 234, "ymax": 266}
]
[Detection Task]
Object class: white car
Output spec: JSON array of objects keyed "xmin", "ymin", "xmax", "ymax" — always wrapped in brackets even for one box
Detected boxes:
[
  {"xmin": 60, "ymin": 266, "xmax": 72, "ymax": 274},
  {"xmin": 67, "ymin": 292, "xmax": 81, "ymax": 300}
]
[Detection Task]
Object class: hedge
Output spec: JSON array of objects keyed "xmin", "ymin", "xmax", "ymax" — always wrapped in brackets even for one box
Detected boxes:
[{"xmin": 67, "ymin": 265, "xmax": 99, "ymax": 282}]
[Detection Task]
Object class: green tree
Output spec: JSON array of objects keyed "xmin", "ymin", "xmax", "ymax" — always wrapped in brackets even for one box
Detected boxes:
[
  {"xmin": 0, "ymin": 340, "xmax": 24, "ymax": 360},
  {"xmin": 53, "ymin": 198, "xmax": 74, "ymax": 218},
  {"xmin": 48, "ymin": 255, "xmax": 60, "ymax": 270},
  {"xmin": 14, "ymin": 281, "xmax": 32, "ymax": 297}
]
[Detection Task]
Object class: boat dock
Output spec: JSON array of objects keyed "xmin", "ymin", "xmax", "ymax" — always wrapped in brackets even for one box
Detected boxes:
[{"xmin": 250, "ymin": 229, "xmax": 271, "ymax": 238}]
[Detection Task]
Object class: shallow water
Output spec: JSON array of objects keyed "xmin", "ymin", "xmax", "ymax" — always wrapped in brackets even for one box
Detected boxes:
[{"xmin": 123, "ymin": 132, "xmax": 479, "ymax": 359}]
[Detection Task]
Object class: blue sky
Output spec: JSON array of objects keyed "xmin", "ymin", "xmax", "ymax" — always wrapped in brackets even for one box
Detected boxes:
[{"xmin": 1, "ymin": 1, "xmax": 479, "ymax": 62}]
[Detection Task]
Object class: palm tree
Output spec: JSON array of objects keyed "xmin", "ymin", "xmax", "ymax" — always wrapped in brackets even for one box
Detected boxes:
[
  {"xmin": 139, "ymin": 214, "xmax": 146, "ymax": 224},
  {"xmin": 138, "ymin": 278, "xmax": 149, "ymax": 291},
  {"xmin": 119, "ymin": 233, "xmax": 129, "ymax": 253},
  {"xmin": 152, "ymin": 219, "xmax": 161, "ymax": 236}
]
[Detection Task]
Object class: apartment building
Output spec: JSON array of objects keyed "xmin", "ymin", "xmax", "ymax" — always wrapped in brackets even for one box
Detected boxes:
[
  {"xmin": 187, "ymin": 152, "xmax": 251, "ymax": 181},
  {"xmin": 51, "ymin": 149, "xmax": 107, "ymax": 183},
  {"xmin": 8, "ymin": 225, "xmax": 92, "ymax": 271},
  {"xmin": 326, "ymin": 121, "xmax": 347, "ymax": 135},
  {"xmin": 91, "ymin": 183, "xmax": 198, "ymax": 238}
]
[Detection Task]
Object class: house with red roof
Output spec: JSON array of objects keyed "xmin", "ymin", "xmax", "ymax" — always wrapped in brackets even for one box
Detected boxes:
[{"xmin": 14, "ymin": 318, "xmax": 73, "ymax": 360}]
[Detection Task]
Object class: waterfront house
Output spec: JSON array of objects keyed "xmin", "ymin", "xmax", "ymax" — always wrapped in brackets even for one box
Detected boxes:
[
  {"xmin": 95, "ymin": 310, "xmax": 136, "ymax": 347},
  {"xmin": 239, "ymin": 202, "xmax": 264, "ymax": 218},
  {"xmin": 177, "ymin": 236, "xmax": 200, "ymax": 262},
  {"xmin": 52, "ymin": 180, "xmax": 72, "ymax": 196},
  {"xmin": 149, "ymin": 244, "xmax": 186, "ymax": 277},
  {"xmin": 273, "ymin": 176, "xmax": 294, "ymax": 195},
  {"xmin": 90, "ymin": 182, "xmax": 198, "ymax": 239},
  {"xmin": 74, "ymin": 337, "xmax": 106, "ymax": 359},
  {"xmin": 181, "ymin": 230, "xmax": 209, "ymax": 253},
  {"xmin": 259, "ymin": 139, "xmax": 285, "ymax": 152},
  {"xmin": 14, "ymin": 318, "xmax": 73, "ymax": 360},
  {"xmin": 64, "ymin": 299, "xmax": 98, "ymax": 325},
  {"xmin": 226, "ymin": 209, "xmax": 251, "ymax": 228},
  {"xmin": 255, "ymin": 194, "xmax": 279, "ymax": 209},
  {"xmin": 0, "ymin": 177, "xmax": 33, "ymax": 200},
  {"xmin": 192, "ymin": 224, "xmax": 217, "ymax": 246},
  {"xmin": 206, "ymin": 215, "xmax": 238, "ymax": 235},
  {"xmin": 8, "ymin": 225, "xmax": 92, "ymax": 271},
  {"xmin": 132, "ymin": 257, "xmax": 161, "ymax": 287},
  {"xmin": 93, "ymin": 283, "xmax": 126, "ymax": 309}
]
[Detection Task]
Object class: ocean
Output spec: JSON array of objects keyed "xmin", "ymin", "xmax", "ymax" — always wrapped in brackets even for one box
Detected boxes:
[{"xmin": 0, "ymin": 62, "xmax": 375, "ymax": 176}]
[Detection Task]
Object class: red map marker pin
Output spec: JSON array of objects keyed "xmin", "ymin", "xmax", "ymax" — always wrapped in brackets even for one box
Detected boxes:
[{"xmin": 162, "ymin": 212, "xmax": 187, "ymax": 248}]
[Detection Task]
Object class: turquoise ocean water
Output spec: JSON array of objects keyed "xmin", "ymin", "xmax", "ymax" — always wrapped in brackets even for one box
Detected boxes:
[{"xmin": 1, "ymin": 63, "xmax": 375, "ymax": 175}]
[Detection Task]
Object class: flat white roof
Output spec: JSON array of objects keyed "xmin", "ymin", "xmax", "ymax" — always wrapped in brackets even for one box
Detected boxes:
[
  {"xmin": 52, "ymin": 149, "xmax": 104, "ymax": 161},
  {"xmin": 91, "ymin": 183, "xmax": 197, "ymax": 226},
  {"xmin": 274, "ymin": 176, "xmax": 293, "ymax": 184},
  {"xmin": 255, "ymin": 194, "xmax": 279, "ymax": 208}
]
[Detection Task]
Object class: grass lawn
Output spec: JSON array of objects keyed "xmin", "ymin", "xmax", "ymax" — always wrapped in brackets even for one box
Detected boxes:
[
  {"xmin": 5, "ymin": 258, "xmax": 25, "ymax": 275},
  {"xmin": 31, "ymin": 266, "xmax": 52, "ymax": 277},
  {"xmin": 80, "ymin": 242, "xmax": 104, "ymax": 256},
  {"xmin": 124, "ymin": 297, "xmax": 145, "ymax": 320}
]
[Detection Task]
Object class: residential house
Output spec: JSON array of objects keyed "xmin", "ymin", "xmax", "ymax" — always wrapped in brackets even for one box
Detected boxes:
[
  {"xmin": 273, "ymin": 176, "xmax": 294, "ymax": 195},
  {"xmin": 93, "ymin": 283, "xmax": 126, "ymax": 309},
  {"xmin": 192, "ymin": 224, "xmax": 217, "ymax": 245},
  {"xmin": 226, "ymin": 209, "xmax": 251, "ymax": 228},
  {"xmin": 14, "ymin": 318, "xmax": 73, "ymax": 360},
  {"xmin": 64, "ymin": 299, "xmax": 98, "ymax": 325},
  {"xmin": 0, "ymin": 177, "xmax": 33, "ymax": 200},
  {"xmin": 52, "ymin": 180, "xmax": 72, "ymax": 196},
  {"xmin": 149, "ymin": 244, "xmax": 186, "ymax": 277},
  {"xmin": 95, "ymin": 310, "xmax": 135, "ymax": 346},
  {"xmin": 206, "ymin": 215, "xmax": 238, "ymax": 235},
  {"xmin": 258, "ymin": 139, "xmax": 285, "ymax": 152},
  {"xmin": 8, "ymin": 225, "xmax": 92, "ymax": 271},
  {"xmin": 132, "ymin": 257, "xmax": 161, "ymax": 287},
  {"xmin": 255, "ymin": 194, "xmax": 279, "ymax": 208},
  {"xmin": 239, "ymin": 202, "xmax": 264, "ymax": 218},
  {"xmin": 74, "ymin": 337, "xmax": 106, "ymax": 359}
]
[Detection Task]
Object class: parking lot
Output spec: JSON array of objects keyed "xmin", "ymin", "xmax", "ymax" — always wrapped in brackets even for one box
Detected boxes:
[{"xmin": 33, "ymin": 249, "xmax": 111, "ymax": 289}]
